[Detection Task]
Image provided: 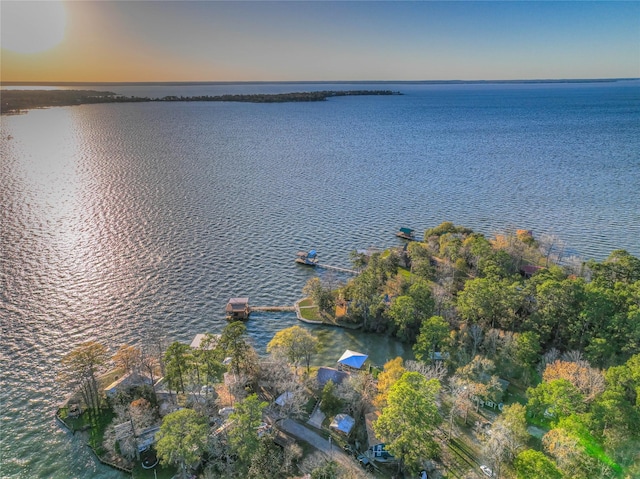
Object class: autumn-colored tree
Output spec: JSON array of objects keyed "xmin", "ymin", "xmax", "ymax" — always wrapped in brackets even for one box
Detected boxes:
[
  {"xmin": 58, "ymin": 341, "xmax": 109, "ymax": 415},
  {"xmin": 267, "ymin": 325, "xmax": 318, "ymax": 372},
  {"xmin": 112, "ymin": 344, "xmax": 141, "ymax": 375},
  {"xmin": 374, "ymin": 357, "xmax": 406, "ymax": 408},
  {"xmin": 542, "ymin": 359, "xmax": 605, "ymax": 403}
]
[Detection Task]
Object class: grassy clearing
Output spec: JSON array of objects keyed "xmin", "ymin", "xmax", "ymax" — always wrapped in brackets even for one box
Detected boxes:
[
  {"xmin": 299, "ymin": 305, "xmax": 322, "ymax": 321},
  {"xmin": 132, "ymin": 463, "xmax": 177, "ymax": 479}
]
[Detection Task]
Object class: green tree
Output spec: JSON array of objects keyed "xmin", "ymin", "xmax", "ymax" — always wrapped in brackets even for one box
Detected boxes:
[
  {"xmin": 303, "ymin": 277, "xmax": 335, "ymax": 315},
  {"xmin": 514, "ymin": 450, "xmax": 563, "ymax": 479},
  {"xmin": 164, "ymin": 341, "xmax": 192, "ymax": 394},
  {"xmin": 267, "ymin": 325, "xmax": 318, "ymax": 372},
  {"xmin": 527, "ymin": 379, "xmax": 586, "ymax": 420},
  {"xmin": 413, "ymin": 315, "xmax": 450, "ymax": 362},
  {"xmin": 588, "ymin": 249, "xmax": 640, "ymax": 288},
  {"xmin": 227, "ymin": 394, "xmax": 268, "ymax": 473},
  {"xmin": 217, "ymin": 322, "xmax": 256, "ymax": 376},
  {"xmin": 320, "ymin": 380, "xmax": 343, "ymax": 417},
  {"xmin": 456, "ymin": 277, "xmax": 522, "ymax": 329},
  {"xmin": 310, "ymin": 460, "xmax": 339, "ymax": 479},
  {"xmin": 386, "ymin": 295, "xmax": 418, "ymax": 342},
  {"xmin": 58, "ymin": 341, "xmax": 109, "ymax": 415},
  {"xmin": 156, "ymin": 408, "xmax": 208, "ymax": 479},
  {"xmin": 373, "ymin": 372, "xmax": 442, "ymax": 474}
]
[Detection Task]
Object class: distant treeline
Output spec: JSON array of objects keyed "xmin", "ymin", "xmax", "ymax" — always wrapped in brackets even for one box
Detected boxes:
[{"xmin": 1, "ymin": 89, "xmax": 400, "ymax": 113}]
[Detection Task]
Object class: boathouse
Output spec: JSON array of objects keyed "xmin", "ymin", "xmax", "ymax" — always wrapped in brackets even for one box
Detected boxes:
[
  {"xmin": 337, "ymin": 350, "xmax": 368, "ymax": 371},
  {"xmin": 225, "ymin": 298, "xmax": 250, "ymax": 320},
  {"xmin": 395, "ymin": 227, "xmax": 415, "ymax": 240}
]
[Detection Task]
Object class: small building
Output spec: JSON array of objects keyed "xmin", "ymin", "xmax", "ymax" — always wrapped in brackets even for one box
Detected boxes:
[
  {"xmin": 316, "ymin": 367, "xmax": 349, "ymax": 388},
  {"xmin": 105, "ymin": 372, "xmax": 153, "ymax": 398},
  {"xmin": 225, "ymin": 297, "xmax": 250, "ymax": 320},
  {"xmin": 520, "ymin": 264, "xmax": 544, "ymax": 278},
  {"xmin": 364, "ymin": 411, "xmax": 395, "ymax": 462},
  {"xmin": 330, "ymin": 413, "xmax": 355, "ymax": 435},
  {"xmin": 295, "ymin": 249, "xmax": 319, "ymax": 266},
  {"xmin": 338, "ymin": 350, "xmax": 368, "ymax": 371},
  {"xmin": 395, "ymin": 227, "xmax": 415, "ymax": 241}
]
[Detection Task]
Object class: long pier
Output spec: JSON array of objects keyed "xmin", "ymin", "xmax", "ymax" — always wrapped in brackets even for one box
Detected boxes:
[
  {"xmin": 250, "ymin": 306, "xmax": 296, "ymax": 312},
  {"xmin": 316, "ymin": 263, "xmax": 359, "ymax": 274}
]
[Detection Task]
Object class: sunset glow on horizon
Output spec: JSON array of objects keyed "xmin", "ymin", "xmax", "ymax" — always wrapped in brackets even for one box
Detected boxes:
[{"xmin": 1, "ymin": 1, "xmax": 639, "ymax": 83}]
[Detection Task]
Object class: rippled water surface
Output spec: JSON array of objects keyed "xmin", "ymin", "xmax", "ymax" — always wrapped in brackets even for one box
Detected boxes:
[{"xmin": 1, "ymin": 81, "xmax": 639, "ymax": 478}]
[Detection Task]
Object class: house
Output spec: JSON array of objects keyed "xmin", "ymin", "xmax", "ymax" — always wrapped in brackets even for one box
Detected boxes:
[
  {"xmin": 520, "ymin": 264, "xmax": 544, "ymax": 278},
  {"xmin": 316, "ymin": 367, "xmax": 349, "ymax": 388},
  {"xmin": 330, "ymin": 413, "xmax": 355, "ymax": 435},
  {"xmin": 337, "ymin": 350, "xmax": 368, "ymax": 371},
  {"xmin": 104, "ymin": 372, "xmax": 153, "ymax": 398},
  {"xmin": 364, "ymin": 411, "xmax": 395, "ymax": 462},
  {"xmin": 225, "ymin": 297, "xmax": 250, "ymax": 320}
]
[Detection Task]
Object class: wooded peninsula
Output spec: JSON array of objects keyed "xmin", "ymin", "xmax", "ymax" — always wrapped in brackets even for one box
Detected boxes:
[
  {"xmin": 56, "ymin": 222, "xmax": 640, "ymax": 479},
  {"xmin": 1, "ymin": 89, "xmax": 399, "ymax": 114}
]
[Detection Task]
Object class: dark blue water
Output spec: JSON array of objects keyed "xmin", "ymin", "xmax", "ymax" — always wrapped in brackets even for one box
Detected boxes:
[{"xmin": 1, "ymin": 81, "xmax": 639, "ymax": 477}]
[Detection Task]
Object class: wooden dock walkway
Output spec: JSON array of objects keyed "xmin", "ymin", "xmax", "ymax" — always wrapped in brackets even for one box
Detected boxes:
[
  {"xmin": 316, "ymin": 263, "xmax": 359, "ymax": 274},
  {"xmin": 250, "ymin": 306, "xmax": 296, "ymax": 312}
]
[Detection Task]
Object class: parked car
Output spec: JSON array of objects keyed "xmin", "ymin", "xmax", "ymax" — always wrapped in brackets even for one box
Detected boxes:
[
  {"xmin": 357, "ymin": 454, "xmax": 374, "ymax": 472},
  {"xmin": 480, "ymin": 465, "xmax": 494, "ymax": 477}
]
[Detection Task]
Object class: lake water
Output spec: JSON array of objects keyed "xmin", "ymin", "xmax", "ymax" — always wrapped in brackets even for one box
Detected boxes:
[{"xmin": 1, "ymin": 81, "xmax": 639, "ymax": 478}]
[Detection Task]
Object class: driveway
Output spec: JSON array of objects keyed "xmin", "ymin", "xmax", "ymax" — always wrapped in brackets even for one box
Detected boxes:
[{"xmin": 278, "ymin": 418, "xmax": 372, "ymax": 478}]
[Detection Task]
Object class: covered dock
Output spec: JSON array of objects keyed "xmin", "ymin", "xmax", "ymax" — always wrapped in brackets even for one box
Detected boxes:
[{"xmin": 225, "ymin": 297, "xmax": 250, "ymax": 320}]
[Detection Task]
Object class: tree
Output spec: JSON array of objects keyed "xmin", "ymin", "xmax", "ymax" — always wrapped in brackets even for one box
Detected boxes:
[
  {"xmin": 320, "ymin": 380, "xmax": 343, "ymax": 417},
  {"xmin": 156, "ymin": 408, "xmax": 208, "ymax": 479},
  {"xmin": 514, "ymin": 450, "xmax": 563, "ymax": 479},
  {"xmin": 112, "ymin": 344, "xmax": 141, "ymax": 375},
  {"xmin": 227, "ymin": 394, "xmax": 268, "ymax": 473},
  {"xmin": 414, "ymin": 315, "xmax": 450, "ymax": 362},
  {"xmin": 267, "ymin": 325, "xmax": 318, "ymax": 372},
  {"xmin": 386, "ymin": 295, "xmax": 418, "ymax": 342},
  {"xmin": 542, "ymin": 359, "xmax": 605, "ymax": 403},
  {"xmin": 527, "ymin": 379, "xmax": 586, "ymax": 420},
  {"xmin": 456, "ymin": 277, "xmax": 522, "ymax": 330},
  {"xmin": 303, "ymin": 277, "xmax": 335, "ymax": 315},
  {"xmin": 217, "ymin": 322, "xmax": 257, "ymax": 377},
  {"xmin": 58, "ymin": 341, "xmax": 109, "ymax": 415},
  {"xmin": 164, "ymin": 341, "xmax": 192, "ymax": 394},
  {"xmin": 483, "ymin": 403, "xmax": 530, "ymax": 475},
  {"xmin": 374, "ymin": 357, "xmax": 406, "ymax": 408},
  {"xmin": 373, "ymin": 372, "xmax": 442, "ymax": 474}
]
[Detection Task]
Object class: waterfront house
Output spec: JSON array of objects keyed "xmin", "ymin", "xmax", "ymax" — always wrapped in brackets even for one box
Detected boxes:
[
  {"xmin": 316, "ymin": 367, "xmax": 349, "ymax": 388},
  {"xmin": 104, "ymin": 372, "xmax": 153, "ymax": 398},
  {"xmin": 225, "ymin": 297, "xmax": 250, "ymax": 320},
  {"xmin": 190, "ymin": 333, "xmax": 220, "ymax": 349}
]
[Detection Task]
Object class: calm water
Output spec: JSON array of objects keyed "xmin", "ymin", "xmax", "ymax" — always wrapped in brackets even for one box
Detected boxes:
[{"xmin": 1, "ymin": 81, "xmax": 639, "ymax": 478}]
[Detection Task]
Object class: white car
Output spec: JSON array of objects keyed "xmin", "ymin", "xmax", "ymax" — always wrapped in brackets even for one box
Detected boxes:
[{"xmin": 480, "ymin": 465, "xmax": 494, "ymax": 477}]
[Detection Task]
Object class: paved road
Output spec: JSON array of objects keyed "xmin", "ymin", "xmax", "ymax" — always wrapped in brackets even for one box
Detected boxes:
[{"xmin": 279, "ymin": 418, "xmax": 372, "ymax": 478}]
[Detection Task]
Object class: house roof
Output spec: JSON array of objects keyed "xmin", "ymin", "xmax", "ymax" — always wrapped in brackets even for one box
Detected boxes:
[
  {"xmin": 330, "ymin": 413, "xmax": 355, "ymax": 435},
  {"xmin": 338, "ymin": 350, "xmax": 368, "ymax": 369},
  {"xmin": 316, "ymin": 367, "xmax": 349, "ymax": 387},
  {"xmin": 190, "ymin": 333, "xmax": 220, "ymax": 349},
  {"xmin": 365, "ymin": 412, "xmax": 382, "ymax": 448},
  {"xmin": 226, "ymin": 298, "xmax": 249, "ymax": 311},
  {"xmin": 275, "ymin": 391, "xmax": 294, "ymax": 407}
]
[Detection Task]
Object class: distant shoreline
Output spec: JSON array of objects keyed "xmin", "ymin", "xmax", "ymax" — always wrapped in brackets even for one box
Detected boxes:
[
  {"xmin": 1, "ymin": 89, "xmax": 400, "ymax": 114},
  {"xmin": 2, "ymin": 78, "xmax": 638, "ymax": 87}
]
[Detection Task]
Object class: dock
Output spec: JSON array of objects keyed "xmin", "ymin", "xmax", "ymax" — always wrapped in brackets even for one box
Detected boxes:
[
  {"xmin": 316, "ymin": 263, "xmax": 359, "ymax": 275},
  {"xmin": 250, "ymin": 306, "xmax": 296, "ymax": 312}
]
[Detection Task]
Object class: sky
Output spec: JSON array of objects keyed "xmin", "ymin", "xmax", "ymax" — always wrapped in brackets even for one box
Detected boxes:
[{"xmin": 1, "ymin": 1, "xmax": 639, "ymax": 83}]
